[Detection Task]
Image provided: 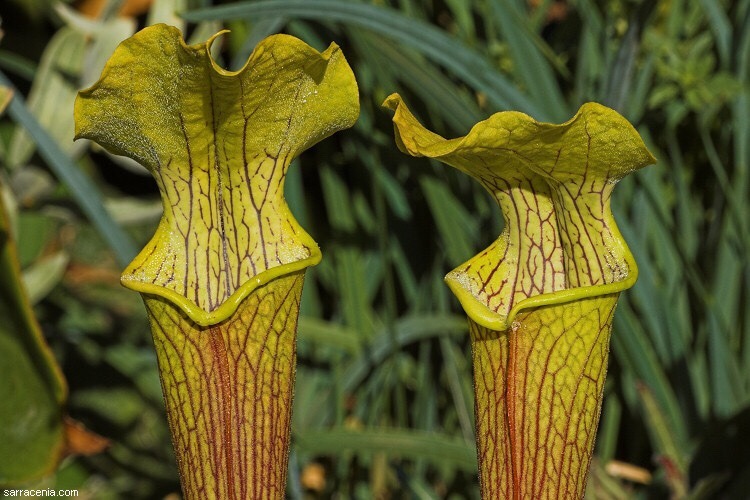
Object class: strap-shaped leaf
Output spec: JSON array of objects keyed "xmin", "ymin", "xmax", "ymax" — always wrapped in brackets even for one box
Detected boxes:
[
  {"xmin": 0, "ymin": 86, "xmax": 64, "ymax": 484},
  {"xmin": 75, "ymin": 24, "xmax": 359, "ymax": 326},
  {"xmin": 384, "ymin": 94, "xmax": 655, "ymax": 330}
]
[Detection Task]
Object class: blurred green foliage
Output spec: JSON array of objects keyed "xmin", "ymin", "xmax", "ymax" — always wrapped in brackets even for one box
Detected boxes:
[
  {"xmin": 0, "ymin": 0, "xmax": 747, "ymax": 498},
  {"xmin": 0, "ymin": 86, "xmax": 68, "ymax": 486}
]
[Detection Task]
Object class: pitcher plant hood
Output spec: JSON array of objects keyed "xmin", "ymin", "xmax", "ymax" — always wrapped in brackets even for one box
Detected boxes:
[
  {"xmin": 383, "ymin": 94, "xmax": 655, "ymax": 329},
  {"xmin": 75, "ymin": 24, "xmax": 359, "ymax": 326}
]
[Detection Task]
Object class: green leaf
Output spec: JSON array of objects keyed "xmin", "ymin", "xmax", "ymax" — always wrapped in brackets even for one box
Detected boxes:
[
  {"xmin": 182, "ymin": 0, "xmax": 546, "ymax": 118},
  {"xmin": 342, "ymin": 314, "xmax": 467, "ymax": 393},
  {"xmin": 698, "ymin": 0, "xmax": 732, "ymax": 67},
  {"xmin": 637, "ymin": 382, "xmax": 689, "ymax": 497},
  {"xmin": 320, "ymin": 165, "xmax": 357, "ymax": 232},
  {"xmin": 7, "ymin": 27, "xmax": 86, "ymax": 168},
  {"xmin": 420, "ymin": 175, "xmax": 477, "ymax": 267},
  {"xmin": 0, "ymin": 71, "xmax": 139, "ymax": 268},
  {"xmin": 294, "ymin": 428, "xmax": 477, "ymax": 472},
  {"xmin": 147, "ymin": 0, "xmax": 188, "ymax": 28},
  {"xmin": 22, "ymin": 251, "xmax": 69, "ymax": 305},
  {"xmin": 0, "ymin": 50, "xmax": 37, "ymax": 81},
  {"xmin": 489, "ymin": 0, "xmax": 568, "ymax": 121},
  {"xmin": 334, "ymin": 247, "xmax": 378, "ymax": 337},
  {"xmin": 0, "ymin": 179, "xmax": 67, "ymax": 485},
  {"xmin": 298, "ymin": 316, "xmax": 361, "ymax": 355}
]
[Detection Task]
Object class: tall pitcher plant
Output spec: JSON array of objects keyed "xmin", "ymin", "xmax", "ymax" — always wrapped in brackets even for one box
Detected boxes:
[
  {"xmin": 75, "ymin": 25, "xmax": 358, "ymax": 499},
  {"xmin": 384, "ymin": 95, "xmax": 654, "ymax": 499}
]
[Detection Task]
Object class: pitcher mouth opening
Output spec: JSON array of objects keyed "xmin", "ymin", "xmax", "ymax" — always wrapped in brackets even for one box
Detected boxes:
[
  {"xmin": 445, "ymin": 249, "xmax": 637, "ymax": 331},
  {"xmin": 122, "ymin": 251, "xmax": 320, "ymax": 327}
]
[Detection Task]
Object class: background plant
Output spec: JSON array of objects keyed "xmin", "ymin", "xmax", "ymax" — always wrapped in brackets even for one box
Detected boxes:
[{"xmin": 0, "ymin": 0, "xmax": 747, "ymax": 498}]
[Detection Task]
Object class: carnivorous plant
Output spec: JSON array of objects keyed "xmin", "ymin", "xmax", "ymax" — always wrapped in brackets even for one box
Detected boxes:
[
  {"xmin": 75, "ymin": 24, "xmax": 358, "ymax": 499},
  {"xmin": 384, "ymin": 94, "xmax": 655, "ymax": 499}
]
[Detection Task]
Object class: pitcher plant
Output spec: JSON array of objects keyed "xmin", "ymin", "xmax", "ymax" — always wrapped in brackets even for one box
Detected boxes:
[
  {"xmin": 75, "ymin": 24, "xmax": 358, "ymax": 499},
  {"xmin": 384, "ymin": 94, "xmax": 655, "ymax": 499}
]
